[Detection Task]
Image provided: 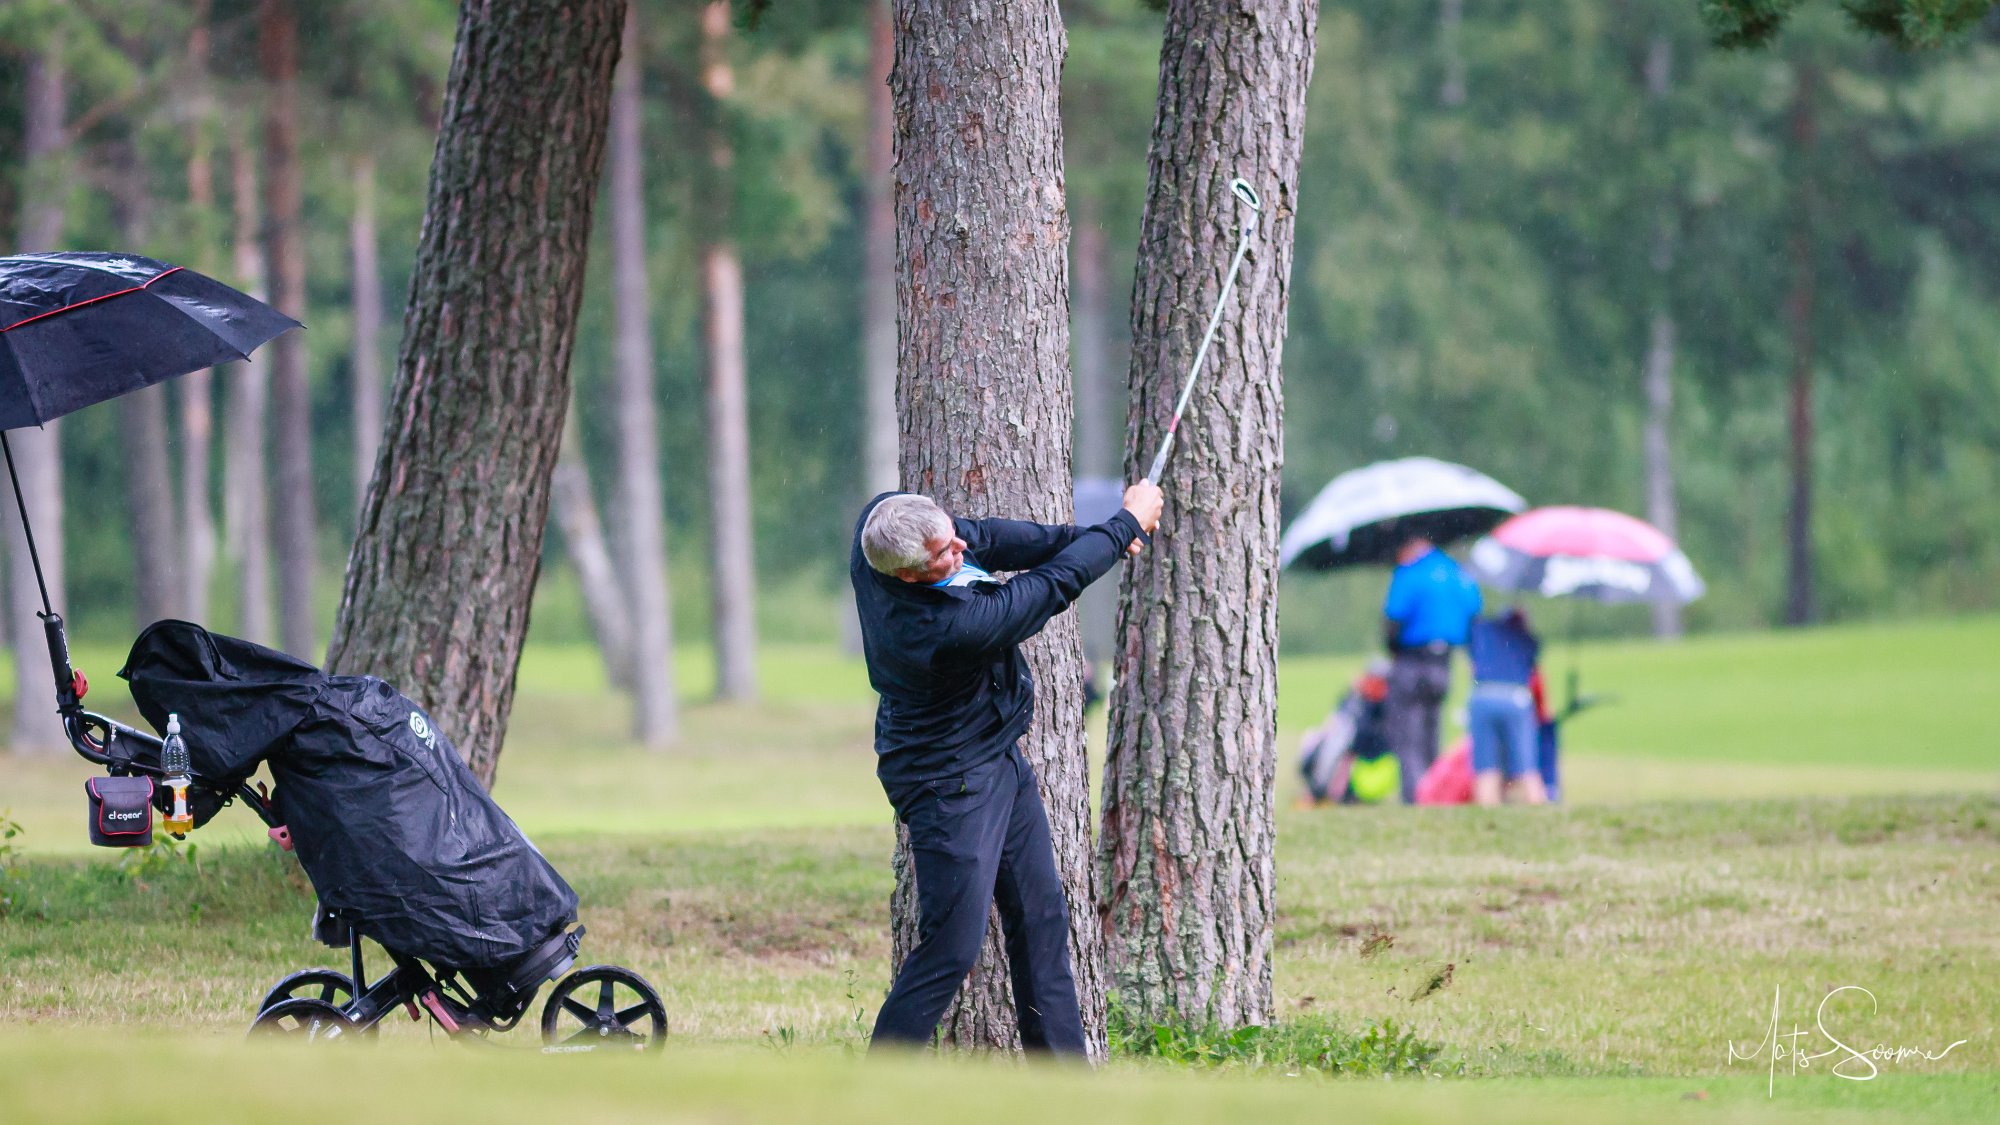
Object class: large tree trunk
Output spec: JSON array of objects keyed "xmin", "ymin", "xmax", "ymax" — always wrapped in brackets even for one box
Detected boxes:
[
  {"xmin": 1098, "ymin": 0, "xmax": 1317, "ymax": 1031},
  {"xmin": 698, "ymin": 0, "xmax": 758, "ymax": 702},
  {"xmin": 326, "ymin": 0, "xmax": 625, "ymax": 790},
  {"xmin": 888, "ymin": 0, "xmax": 1106, "ymax": 1058},
  {"xmin": 351, "ymin": 152, "xmax": 385, "ymax": 510},
  {"xmin": 179, "ymin": 0, "xmax": 218, "ymax": 623},
  {"xmin": 861, "ymin": 0, "xmax": 898, "ymax": 498},
  {"xmin": 259, "ymin": 0, "xmax": 318, "ymax": 660},
  {"xmin": 222, "ymin": 120, "xmax": 275, "ymax": 645},
  {"xmin": 1784, "ymin": 61, "xmax": 1817, "ymax": 628},
  {"xmin": 608, "ymin": 5, "xmax": 677, "ymax": 747},
  {"xmin": 1641, "ymin": 34, "xmax": 1681, "ymax": 640},
  {"xmin": 8, "ymin": 43, "xmax": 70, "ymax": 755},
  {"xmin": 551, "ymin": 406, "xmax": 635, "ymax": 694}
]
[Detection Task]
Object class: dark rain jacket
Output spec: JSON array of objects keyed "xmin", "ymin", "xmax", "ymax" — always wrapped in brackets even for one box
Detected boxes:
[{"xmin": 851, "ymin": 492, "xmax": 1146, "ymax": 794}]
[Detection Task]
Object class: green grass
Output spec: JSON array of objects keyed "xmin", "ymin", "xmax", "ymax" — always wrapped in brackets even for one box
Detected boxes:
[{"xmin": 1, "ymin": 616, "xmax": 1996, "ymax": 1120}]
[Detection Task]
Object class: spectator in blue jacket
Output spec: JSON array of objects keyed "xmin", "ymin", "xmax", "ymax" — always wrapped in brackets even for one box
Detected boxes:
[
  {"xmin": 851, "ymin": 481, "xmax": 1161, "ymax": 1056},
  {"xmin": 1381, "ymin": 535, "xmax": 1483, "ymax": 802},
  {"xmin": 1466, "ymin": 607, "xmax": 1550, "ymax": 806}
]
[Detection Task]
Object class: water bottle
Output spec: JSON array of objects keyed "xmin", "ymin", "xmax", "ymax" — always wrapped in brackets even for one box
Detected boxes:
[{"xmin": 161, "ymin": 713, "xmax": 194, "ymax": 838}]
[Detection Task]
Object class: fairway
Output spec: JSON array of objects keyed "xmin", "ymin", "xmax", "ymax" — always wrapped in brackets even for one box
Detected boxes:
[{"xmin": 2, "ymin": 616, "xmax": 1995, "ymax": 1121}]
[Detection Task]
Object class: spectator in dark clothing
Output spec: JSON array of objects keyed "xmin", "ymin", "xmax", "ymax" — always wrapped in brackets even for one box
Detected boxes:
[
  {"xmin": 1381, "ymin": 535, "xmax": 1483, "ymax": 802},
  {"xmin": 851, "ymin": 481, "xmax": 1162, "ymax": 1056}
]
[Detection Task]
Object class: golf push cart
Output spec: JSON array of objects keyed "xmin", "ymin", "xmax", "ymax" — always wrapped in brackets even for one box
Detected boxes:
[
  {"xmin": 4, "ymin": 252, "xmax": 665, "ymax": 1049},
  {"xmin": 59, "ymin": 614, "xmax": 669, "ymax": 1049}
]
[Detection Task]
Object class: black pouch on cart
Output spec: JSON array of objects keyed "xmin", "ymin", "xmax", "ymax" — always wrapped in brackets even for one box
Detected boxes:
[{"xmin": 86, "ymin": 776, "xmax": 156, "ymax": 847}]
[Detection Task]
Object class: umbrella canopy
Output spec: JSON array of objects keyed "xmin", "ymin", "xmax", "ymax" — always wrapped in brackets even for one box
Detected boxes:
[
  {"xmin": 0, "ymin": 252, "xmax": 300, "ymax": 430},
  {"xmin": 1278, "ymin": 456, "xmax": 1526, "ymax": 569},
  {"xmin": 1468, "ymin": 506, "xmax": 1704, "ymax": 605}
]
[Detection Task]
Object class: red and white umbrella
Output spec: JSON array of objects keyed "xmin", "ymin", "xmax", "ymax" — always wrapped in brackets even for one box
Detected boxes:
[{"xmin": 1469, "ymin": 506, "xmax": 1703, "ymax": 605}]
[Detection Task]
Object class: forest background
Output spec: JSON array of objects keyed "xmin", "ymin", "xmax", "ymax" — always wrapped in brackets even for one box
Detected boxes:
[{"xmin": 3, "ymin": 0, "xmax": 1997, "ymax": 676}]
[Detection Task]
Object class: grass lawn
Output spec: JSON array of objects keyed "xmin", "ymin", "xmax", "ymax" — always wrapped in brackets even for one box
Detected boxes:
[{"xmin": 1, "ymin": 615, "xmax": 1995, "ymax": 1121}]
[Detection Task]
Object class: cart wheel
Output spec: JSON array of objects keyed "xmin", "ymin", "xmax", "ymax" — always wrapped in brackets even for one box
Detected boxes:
[
  {"xmin": 248, "ymin": 997, "xmax": 361, "ymax": 1042},
  {"xmin": 258, "ymin": 969, "xmax": 355, "ymax": 1014},
  {"xmin": 539, "ymin": 966, "xmax": 667, "ymax": 1052}
]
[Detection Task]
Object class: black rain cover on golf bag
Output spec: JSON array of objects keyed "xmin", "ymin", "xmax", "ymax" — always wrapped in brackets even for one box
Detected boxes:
[{"xmin": 119, "ymin": 621, "xmax": 578, "ymax": 969}]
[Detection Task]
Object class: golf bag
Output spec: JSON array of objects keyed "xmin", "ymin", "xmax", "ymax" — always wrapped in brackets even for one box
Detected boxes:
[{"xmin": 119, "ymin": 620, "xmax": 578, "ymax": 970}]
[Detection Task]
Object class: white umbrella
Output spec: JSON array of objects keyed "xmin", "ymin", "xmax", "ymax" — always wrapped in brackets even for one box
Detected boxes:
[{"xmin": 1279, "ymin": 457, "xmax": 1526, "ymax": 569}]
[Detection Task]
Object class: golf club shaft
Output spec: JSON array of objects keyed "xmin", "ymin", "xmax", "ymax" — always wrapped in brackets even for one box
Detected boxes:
[{"xmin": 1145, "ymin": 179, "xmax": 1263, "ymax": 484}]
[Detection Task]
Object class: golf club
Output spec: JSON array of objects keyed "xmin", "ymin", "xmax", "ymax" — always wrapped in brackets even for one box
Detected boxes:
[{"xmin": 1144, "ymin": 177, "xmax": 1263, "ymax": 484}]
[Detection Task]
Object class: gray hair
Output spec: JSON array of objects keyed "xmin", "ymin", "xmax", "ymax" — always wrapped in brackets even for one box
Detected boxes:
[{"xmin": 862, "ymin": 494, "xmax": 953, "ymax": 574}]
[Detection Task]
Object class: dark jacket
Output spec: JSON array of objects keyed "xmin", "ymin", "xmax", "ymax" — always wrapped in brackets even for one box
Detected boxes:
[{"xmin": 851, "ymin": 492, "xmax": 1145, "ymax": 792}]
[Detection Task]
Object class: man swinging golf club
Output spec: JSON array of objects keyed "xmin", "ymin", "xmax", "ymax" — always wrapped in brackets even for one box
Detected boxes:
[{"xmin": 852, "ymin": 479, "xmax": 1163, "ymax": 1055}]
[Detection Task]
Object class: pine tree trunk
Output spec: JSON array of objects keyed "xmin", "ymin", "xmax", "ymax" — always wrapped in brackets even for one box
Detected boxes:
[
  {"xmin": 551, "ymin": 407, "xmax": 636, "ymax": 694},
  {"xmin": 699, "ymin": 0, "xmax": 758, "ymax": 702},
  {"xmin": 1642, "ymin": 311, "xmax": 1681, "ymax": 636},
  {"xmin": 326, "ymin": 0, "xmax": 625, "ymax": 790},
  {"xmin": 1098, "ymin": 0, "xmax": 1317, "ymax": 1031},
  {"xmin": 121, "ymin": 384, "xmax": 181, "ymax": 628},
  {"xmin": 888, "ymin": 0, "xmax": 1107, "ymax": 1058},
  {"xmin": 861, "ymin": 0, "xmax": 898, "ymax": 498},
  {"xmin": 8, "ymin": 43, "xmax": 70, "ymax": 755},
  {"xmin": 1641, "ymin": 34, "xmax": 1681, "ymax": 640},
  {"xmin": 351, "ymin": 153, "xmax": 385, "ymax": 510},
  {"xmin": 114, "ymin": 147, "xmax": 183, "ymax": 629},
  {"xmin": 259, "ymin": 0, "xmax": 318, "ymax": 660},
  {"xmin": 223, "ymin": 121, "xmax": 275, "ymax": 645},
  {"xmin": 608, "ymin": 4, "xmax": 677, "ymax": 746},
  {"xmin": 177, "ymin": 0, "xmax": 218, "ymax": 626},
  {"xmin": 1784, "ymin": 62, "xmax": 1817, "ymax": 628}
]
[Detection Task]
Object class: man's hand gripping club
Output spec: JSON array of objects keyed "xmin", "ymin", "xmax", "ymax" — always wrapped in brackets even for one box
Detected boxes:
[{"xmin": 1122, "ymin": 479, "xmax": 1164, "ymax": 556}]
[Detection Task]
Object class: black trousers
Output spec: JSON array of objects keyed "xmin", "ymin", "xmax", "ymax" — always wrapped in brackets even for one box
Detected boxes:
[
  {"xmin": 1387, "ymin": 648, "xmax": 1453, "ymax": 803},
  {"xmin": 871, "ymin": 745, "xmax": 1086, "ymax": 1055}
]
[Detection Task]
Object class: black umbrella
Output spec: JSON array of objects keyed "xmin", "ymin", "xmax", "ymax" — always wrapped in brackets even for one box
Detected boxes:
[
  {"xmin": 0, "ymin": 251, "xmax": 298, "ymax": 646},
  {"xmin": 1278, "ymin": 457, "xmax": 1527, "ymax": 569}
]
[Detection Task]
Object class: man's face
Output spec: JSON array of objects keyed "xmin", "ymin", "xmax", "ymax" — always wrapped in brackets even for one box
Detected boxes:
[{"xmin": 899, "ymin": 528, "xmax": 966, "ymax": 584}]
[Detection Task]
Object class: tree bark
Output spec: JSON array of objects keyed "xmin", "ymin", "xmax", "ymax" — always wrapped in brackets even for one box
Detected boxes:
[
  {"xmin": 1784, "ymin": 61, "xmax": 1817, "ymax": 628},
  {"xmin": 223, "ymin": 119, "xmax": 275, "ymax": 645},
  {"xmin": 351, "ymin": 152, "xmax": 385, "ymax": 511},
  {"xmin": 861, "ymin": 0, "xmax": 898, "ymax": 498},
  {"xmin": 1098, "ymin": 0, "xmax": 1317, "ymax": 1030},
  {"xmin": 888, "ymin": 0, "xmax": 1106, "ymax": 1058},
  {"xmin": 259, "ymin": 0, "xmax": 318, "ymax": 660},
  {"xmin": 1641, "ymin": 34, "xmax": 1681, "ymax": 640},
  {"xmin": 326, "ymin": 0, "xmax": 625, "ymax": 790},
  {"xmin": 179, "ymin": 9, "xmax": 218, "ymax": 624},
  {"xmin": 608, "ymin": 4, "xmax": 677, "ymax": 746},
  {"xmin": 551, "ymin": 406, "xmax": 636, "ymax": 694},
  {"xmin": 8, "ymin": 42, "xmax": 70, "ymax": 755},
  {"xmin": 699, "ymin": 0, "xmax": 758, "ymax": 702}
]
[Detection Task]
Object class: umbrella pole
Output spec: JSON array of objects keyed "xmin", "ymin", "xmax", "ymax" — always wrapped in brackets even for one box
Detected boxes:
[{"xmin": 0, "ymin": 430, "xmax": 55, "ymax": 618}]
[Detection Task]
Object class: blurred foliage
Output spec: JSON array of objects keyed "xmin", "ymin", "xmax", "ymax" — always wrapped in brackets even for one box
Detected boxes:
[
  {"xmin": 1, "ymin": 0, "xmax": 1998, "ymax": 654},
  {"xmin": 1701, "ymin": 0, "xmax": 1998, "ymax": 48}
]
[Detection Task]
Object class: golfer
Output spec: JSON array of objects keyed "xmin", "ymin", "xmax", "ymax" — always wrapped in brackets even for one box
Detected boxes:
[{"xmin": 851, "ymin": 481, "xmax": 1163, "ymax": 1055}]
